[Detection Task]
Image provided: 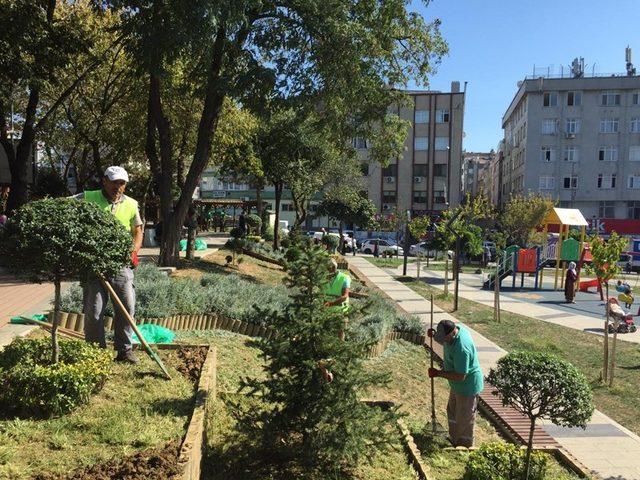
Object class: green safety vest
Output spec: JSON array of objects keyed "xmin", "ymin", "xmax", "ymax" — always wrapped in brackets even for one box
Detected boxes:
[
  {"xmin": 324, "ymin": 271, "xmax": 350, "ymax": 313},
  {"xmin": 84, "ymin": 190, "xmax": 138, "ymax": 234}
]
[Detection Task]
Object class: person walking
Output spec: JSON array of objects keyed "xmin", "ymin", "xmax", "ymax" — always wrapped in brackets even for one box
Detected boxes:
[
  {"xmin": 564, "ymin": 261, "xmax": 578, "ymax": 303},
  {"xmin": 75, "ymin": 166, "xmax": 143, "ymax": 364},
  {"xmin": 428, "ymin": 319, "xmax": 483, "ymax": 447}
]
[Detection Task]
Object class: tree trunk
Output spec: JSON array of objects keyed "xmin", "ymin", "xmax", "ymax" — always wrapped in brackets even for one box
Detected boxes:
[
  {"xmin": 522, "ymin": 418, "xmax": 537, "ymax": 480},
  {"xmin": 416, "ymin": 253, "xmax": 421, "ymax": 280},
  {"xmin": 255, "ymin": 182, "xmax": 263, "ymax": 231},
  {"xmin": 609, "ymin": 319, "xmax": 618, "ymax": 387},
  {"xmin": 186, "ymin": 225, "xmax": 195, "ymax": 260},
  {"xmin": 339, "ymin": 220, "xmax": 344, "ymax": 254},
  {"xmin": 444, "ymin": 256, "xmax": 449, "ymax": 296},
  {"xmin": 603, "ymin": 284, "xmax": 610, "ymax": 382},
  {"xmin": 52, "ymin": 279, "xmax": 61, "ymax": 364},
  {"xmin": 273, "ymin": 183, "xmax": 283, "ymax": 250}
]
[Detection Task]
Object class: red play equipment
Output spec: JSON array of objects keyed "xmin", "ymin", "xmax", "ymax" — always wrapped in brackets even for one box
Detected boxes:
[{"xmin": 579, "ymin": 278, "xmax": 602, "ymax": 294}]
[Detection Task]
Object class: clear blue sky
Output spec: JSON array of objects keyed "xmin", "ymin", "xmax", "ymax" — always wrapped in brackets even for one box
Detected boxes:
[{"xmin": 409, "ymin": 0, "xmax": 640, "ymax": 153}]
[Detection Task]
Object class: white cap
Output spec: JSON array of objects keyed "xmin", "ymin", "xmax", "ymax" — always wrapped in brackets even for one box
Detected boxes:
[{"xmin": 104, "ymin": 166, "xmax": 129, "ymax": 182}]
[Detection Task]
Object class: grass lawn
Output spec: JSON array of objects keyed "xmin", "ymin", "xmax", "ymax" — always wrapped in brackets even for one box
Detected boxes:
[
  {"xmin": 178, "ymin": 330, "xmax": 579, "ymax": 479},
  {"xmin": 178, "ymin": 248, "xmax": 286, "ymax": 286},
  {"xmin": 364, "ymin": 257, "xmax": 415, "ymax": 268},
  {"xmin": 0, "ymin": 346, "xmax": 195, "ymax": 479},
  {"xmin": 402, "ymin": 277, "xmax": 640, "ymax": 437},
  {"xmin": 364, "ymin": 257, "xmax": 481, "ymax": 274}
]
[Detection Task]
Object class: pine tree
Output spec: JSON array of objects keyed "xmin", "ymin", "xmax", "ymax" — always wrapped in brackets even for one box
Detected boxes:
[{"xmin": 240, "ymin": 243, "xmax": 397, "ymax": 475}]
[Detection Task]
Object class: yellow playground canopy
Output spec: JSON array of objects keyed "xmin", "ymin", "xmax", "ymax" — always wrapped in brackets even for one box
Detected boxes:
[{"xmin": 541, "ymin": 208, "xmax": 588, "ymax": 290}]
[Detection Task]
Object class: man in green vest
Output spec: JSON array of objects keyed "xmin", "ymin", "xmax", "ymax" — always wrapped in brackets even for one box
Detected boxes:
[
  {"xmin": 428, "ymin": 319, "xmax": 484, "ymax": 447},
  {"xmin": 75, "ymin": 166, "xmax": 143, "ymax": 364},
  {"xmin": 323, "ymin": 258, "xmax": 351, "ymax": 340}
]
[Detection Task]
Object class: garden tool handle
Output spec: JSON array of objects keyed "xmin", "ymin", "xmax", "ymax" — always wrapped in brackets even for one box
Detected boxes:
[{"xmin": 99, "ymin": 276, "xmax": 171, "ymax": 380}]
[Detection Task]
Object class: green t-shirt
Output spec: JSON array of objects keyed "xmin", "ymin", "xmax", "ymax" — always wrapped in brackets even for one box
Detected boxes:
[{"xmin": 443, "ymin": 324, "xmax": 484, "ymax": 397}]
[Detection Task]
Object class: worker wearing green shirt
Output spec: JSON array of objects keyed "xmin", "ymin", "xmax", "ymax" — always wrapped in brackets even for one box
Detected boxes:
[{"xmin": 428, "ymin": 319, "xmax": 484, "ymax": 447}]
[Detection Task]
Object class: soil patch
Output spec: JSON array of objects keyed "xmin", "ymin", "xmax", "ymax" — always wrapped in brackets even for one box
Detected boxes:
[
  {"xmin": 33, "ymin": 441, "xmax": 181, "ymax": 480},
  {"xmin": 172, "ymin": 346, "xmax": 208, "ymax": 384}
]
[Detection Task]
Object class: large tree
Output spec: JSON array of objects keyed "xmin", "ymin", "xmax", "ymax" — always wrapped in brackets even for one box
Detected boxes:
[
  {"xmin": 103, "ymin": 0, "xmax": 447, "ymax": 265},
  {"xmin": 500, "ymin": 193, "xmax": 555, "ymax": 247},
  {"xmin": 0, "ymin": 0, "xmax": 100, "ymax": 212}
]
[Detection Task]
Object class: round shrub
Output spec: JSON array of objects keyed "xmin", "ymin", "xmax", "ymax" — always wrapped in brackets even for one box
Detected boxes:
[
  {"xmin": 246, "ymin": 235, "xmax": 262, "ymax": 244},
  {"xmin": 230, "ymin": 226, "xmax": 245, "ymax": 239},
  {"xmin": 464, "ymin": 442, "xmax": 548, "ymax": 480},
  {"xmin": 263, "ymin": 225, "xmax": 275, "ymax": 241},
  {"xmin": 0, "ymin": 339, "xmax": 112, "ymax": 418},
  {"xmin": 321, "ymin": 234, "xmax": 339, "ymax": 253},
  {"xmin": 245, "ymin": 214, "xmax": 262, "ymax": 234}
]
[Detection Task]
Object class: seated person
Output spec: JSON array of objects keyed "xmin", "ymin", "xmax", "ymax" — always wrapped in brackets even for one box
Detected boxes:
[{"xmin": 616, "ymin": 280, "xmax": 632, "ymax": 295}]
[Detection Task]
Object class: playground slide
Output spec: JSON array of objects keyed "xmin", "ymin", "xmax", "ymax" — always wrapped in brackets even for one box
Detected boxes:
[{"xmin": 579, "ymin": 278, "xmax": 601, "ymax": 293}]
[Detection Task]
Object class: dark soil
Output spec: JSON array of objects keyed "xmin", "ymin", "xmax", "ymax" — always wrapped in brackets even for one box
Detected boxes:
[
  {"xmin": 173, "ymin": 346, "xmax": 208, "ymax": 384},
  {"xmin": 32, "ymin": 441, "xmax": 181, "ymax": 480}
]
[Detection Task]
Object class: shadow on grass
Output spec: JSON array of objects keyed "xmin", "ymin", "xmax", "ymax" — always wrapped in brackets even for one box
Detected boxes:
[
  {"xmin": 149, "ymin": 396, "xmax": 194, "ymax": 417},
  {"xmin": 411, "ymin": 425, "xmax": 451, "ymax": 456}
]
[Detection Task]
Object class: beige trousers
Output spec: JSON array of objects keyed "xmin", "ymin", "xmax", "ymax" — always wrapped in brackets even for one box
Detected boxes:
[{"xmin": 446, "ymin": 389, "xmax": 478, "ymax": 447}]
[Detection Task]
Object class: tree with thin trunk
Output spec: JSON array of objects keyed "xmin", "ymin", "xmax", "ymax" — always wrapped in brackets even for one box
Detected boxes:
[
  {"xmin": 588, "ymin": 232, "xmax": 628, "ymax": 385},
  {"xmin": 487, "ymin": 351, "xmax": 594, "ymax": 480},
  {"xmin": 408, "ymin": 215, "xmax": 431, "ymax": 280},
  {"xmin": 0, "ymin": 199, "xmax": 131, "ymax": 363}
]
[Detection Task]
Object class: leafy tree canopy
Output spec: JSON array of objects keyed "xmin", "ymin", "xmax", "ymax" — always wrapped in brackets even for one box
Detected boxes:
[{"xmin": 500, "ymin": 193, "xmax": 555, "ymax": 247}]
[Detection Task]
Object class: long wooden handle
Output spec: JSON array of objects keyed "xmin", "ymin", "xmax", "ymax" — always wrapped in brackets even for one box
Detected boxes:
[
  {"xmin": 430, "ymin": 293, "xmax": 436, "ymax": 431},
  {"xmin": 20, "ymin": 316, "xmax": 84, "ymax": 340},
  {"xmin": 99, "ymin": 277, "xmax": 171, "ymax": 380}
]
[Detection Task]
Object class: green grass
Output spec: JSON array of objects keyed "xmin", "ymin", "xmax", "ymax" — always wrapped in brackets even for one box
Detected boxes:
[
  {"xmin": 181, "ymin": 330, "xmax": 578, "ymax": 479},
  {"xmin": 365, "ymin": 257, "xmax": 414, "ymax": 268},
  {"xmin": 0, "ymin": 349, "xmax": 194, "ymax": 479},
  {"xmin": 402, "ymin": 277, "xmax": 640, "ymax": 437}
]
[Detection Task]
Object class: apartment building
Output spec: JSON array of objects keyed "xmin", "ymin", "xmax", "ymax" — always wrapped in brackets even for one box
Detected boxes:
[
  {"xmin": 358, "ymin": 83, "xmax": 465, "ymax": 217},
  {"xmin": 501, "ymin": 64, "xmax": 640, "ymax": 219},
  {"xmin": 462, "ymin": 151, "xmax": 495, "ymax": 200}
]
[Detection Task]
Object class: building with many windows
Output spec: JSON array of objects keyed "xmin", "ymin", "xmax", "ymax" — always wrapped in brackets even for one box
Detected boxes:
[
  {"xmin": 462, "ymin": 151, "xmax": 495, "ymax": 200},
  {"xmin": 357, "ymin": 82, "xmax": 465, "ymax": 217},
  {"xmin": 501, "ymin": 68, "xmax": 640, "ymax": 220}
]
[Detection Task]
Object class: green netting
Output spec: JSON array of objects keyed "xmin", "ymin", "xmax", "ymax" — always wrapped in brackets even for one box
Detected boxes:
[
  {"xmin": 132, "ymin": 324, "xmax": 176, "ymax": 344},
  {"xmin": 10, "ymin": 314, "xmax": 48, "ymax": 325}
]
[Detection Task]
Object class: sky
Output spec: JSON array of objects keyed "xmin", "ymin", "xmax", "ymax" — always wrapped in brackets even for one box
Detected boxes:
[{"xmin": 408, "ymin": 0, "xmax": 640, "ymax": 153}]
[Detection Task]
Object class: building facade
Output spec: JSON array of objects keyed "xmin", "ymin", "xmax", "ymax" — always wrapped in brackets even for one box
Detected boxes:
[
  {"xmin": 358, "ymin": 83, "xmax": 465, "ymax": 217},
  {"xmin": 501, "ymin": 73, "xmax": 640, "ymax": 219},
  {"xmin": 462, "ymin": 151, "xmax": 495, "ymax": 200}
]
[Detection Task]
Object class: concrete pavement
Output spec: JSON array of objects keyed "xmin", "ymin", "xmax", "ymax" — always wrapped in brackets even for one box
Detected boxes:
[{"xmin": 349, "ymin": 255, "xmax": 640, "ymax": 480}]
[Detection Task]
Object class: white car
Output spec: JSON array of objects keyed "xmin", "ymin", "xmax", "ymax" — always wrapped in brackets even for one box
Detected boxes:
[
  {"xmin": 360, "ymin": 239, "xmax": 403, "ymax": 256},
  {"xmin": 409, "ymin": 241, "xmax": 429, "ymax": 256}
]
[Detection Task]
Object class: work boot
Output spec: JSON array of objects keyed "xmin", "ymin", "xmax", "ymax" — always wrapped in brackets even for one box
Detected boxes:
[{"xmin": 115, "ymin": 350, "xmax": 140, "ymax": 365}]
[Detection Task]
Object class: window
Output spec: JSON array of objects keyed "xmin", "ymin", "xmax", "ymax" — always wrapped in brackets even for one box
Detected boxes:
[
  {"xmin": 434, "ymin": 190, "xmax": 447, "ymax": 203},
  {"xmin": 281, "ymin": 203, "xmax": 295, "ymax": 212},
  {"xmin": 628, "ymin": 175, "xmax": 640, "ymax": 189},
  {"xmin": 563, "ymin": 175, "xmax": 578, "ymax": 189},
  {"xmin": 630, "ymin": 146, "xmax": 640, "ymax": 161},
  {"xmin": 566, "ymin": 118, "xmax": 581, "ymax": 134},
  {"xmin": 436, "ymin": 109, "xmax": 450, "ymax": 123},
  {"xmin": 433, "ymin": 164, "xmax": 447, "ymax": 177},
  {"xmin": 352, "ymin": 137, "xmax": 368, "ymax": 149},
  {"xmin": 633, "ymin": 93, "xmax": 640, "ymax": 105},
  {"xmin": 413, "ymin": 191, "xmax": 427, "ymax": 203},
  {"xmin": 567, "ymin": 91, "xmax": 582, "ymax": 106},
  {"xmin": 629, "ymin": 201, "xmax": 640, "ymax": 219},
  {"xmin": 360, "ymin": 163, "xmax": 369, "ymax": 176},
  {"xmin": 601, "ymin": 91, "xmax": 621, "ymax": 106},
  {"xmin": 538, "ymin": 176, "xmax": 555, "ymax": 190},
  {"xmin": 564, "ymin": 146, "xmax": 579, "ymax": 162},
  {"xmin": 435, "ymin": 137, "xmax": 449, "ymax": 150},
  {"xmin": 600, "ymin": 118, "xmax": 619, "ymax": 133},
  {"xmin": 597, "ymin": 173, "xmax": 616, "ymax": 189},
  {"xmin": 382, "ymin": 190, "xmax": 396, "ymax": 203},
  {"xmin": 599, "ymin": 201, "xmax": 616, "ymax": 218},
  {"xmin": 414, "ymin": 137, "xmax": 428, "ymax": 150},
  {"xmin": 382, "ymin": 164, "xmax": 397, "ymax": 177},
  {"xmin": 631, "ymin": 118, "xmax": 640, "ymax": 133},
  {"xmin": 540, "ymin": 147, "xmax": 555, "ymax": 162},
  {"xmin": 415, "ymin": 109, "xmax": 429, "ymax": 123},
  {"xmin": 543, "ymin": 92, "xmax": 558, "ymax": 106},
  {"xmin": 542, "ymin": 119, "xmax": 557, "ymax": 134},
  {"xmin": 598, "ymin": 146, "xmax": 618, "ymax": 161},
  {"xmin": 414, "ymin": 164, "xmax": 427, "ymax": 177}
]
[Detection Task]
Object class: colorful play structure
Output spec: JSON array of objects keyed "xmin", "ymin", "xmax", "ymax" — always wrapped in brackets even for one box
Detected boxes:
[{"xmin": 484, "ymin": 208, "xmax": 592, "ymax": 292}]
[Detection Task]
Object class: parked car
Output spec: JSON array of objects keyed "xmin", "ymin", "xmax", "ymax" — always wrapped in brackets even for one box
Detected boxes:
[
  {"xmin": 312, "ymin": 231, "xmax": 356, "ymax": 252},
  {"xmin": 409, "ymin": 241, "xmax": 430, "ymax": 256},
  {"xmin": 360, "ymin": 238, "xmax": 403, "ymax": 256}
]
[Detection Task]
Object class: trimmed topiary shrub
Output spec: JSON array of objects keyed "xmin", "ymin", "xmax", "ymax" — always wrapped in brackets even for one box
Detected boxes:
[
  {"xmin": 244, "ymin": 213, "xmax": 262, "ymax": 235},
  {"xmin": 246, "ymin": 235, "xmax": 262, "ymax": 243},
  {"xmin": 0, "ymin": 339, "xmax": 112, "ymax": 418},
  {"xmin": 321, "ymin": 233, "xmax": 339, "ymax": 253},
  {"xmin": 0, "ymin": 199, "xmax": 131, "ymax": 363},
  {"xmin": 464, "ymin": 442, "xmax": 548, "ymax": 480}
]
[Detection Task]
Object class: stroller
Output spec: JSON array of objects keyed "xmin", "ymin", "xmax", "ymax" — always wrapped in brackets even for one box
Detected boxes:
[{"xmin": 607, "ymin": 298, "xmax": 638, "ymax": 334}]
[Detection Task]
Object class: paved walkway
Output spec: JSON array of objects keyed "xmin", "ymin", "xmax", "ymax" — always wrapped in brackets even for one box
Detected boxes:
[
  {"xmin": 349, "ymin": 256, "xmax": 640, "ymax": 480},
  {"xmin": 400, "ymin": 263, "xmax": 640, "ymax": 344}
]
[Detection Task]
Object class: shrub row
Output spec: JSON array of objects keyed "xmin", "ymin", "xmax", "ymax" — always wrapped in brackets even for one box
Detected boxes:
[
  {"xmin": 59, "ymin": 265, "xmax": 423, "ymax": 341},
  {"xmin": 0, "ymin": 339, "xmax": 112, "ymax": 418}
]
